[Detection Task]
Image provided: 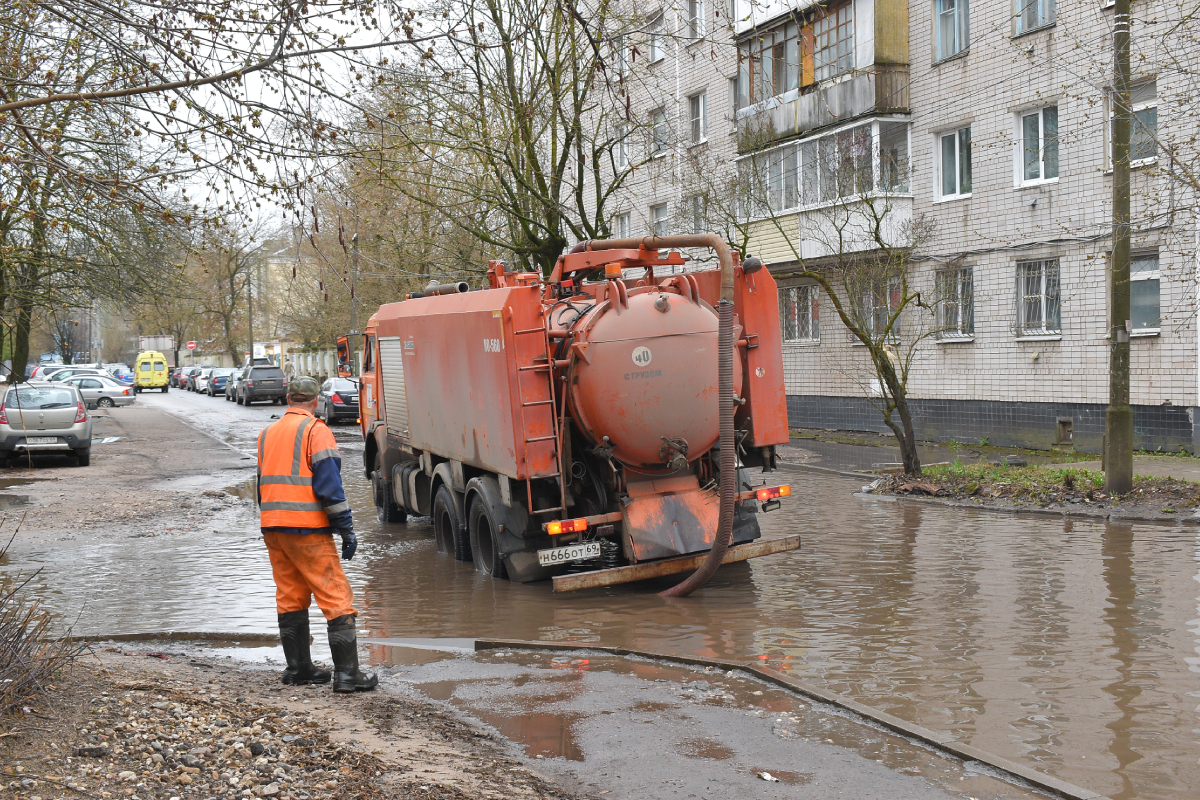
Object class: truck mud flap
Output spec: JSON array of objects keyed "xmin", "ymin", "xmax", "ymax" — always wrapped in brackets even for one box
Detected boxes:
[{"xmin": 551, "ymin": 535, "xmax": 801, "ymax": 593}]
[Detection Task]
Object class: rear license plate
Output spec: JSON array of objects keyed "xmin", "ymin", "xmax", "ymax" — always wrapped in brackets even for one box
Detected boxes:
[
  {"xmin": 25, "ymin": 437, "xmax": 57, "ymax": 445},
  {"xmin": 537, "ymin": 541, "xmax": 601, "ymax": 567},
  {"xmin": 261, "ymin": 380, "xmax": 277, "ymax": 386}
]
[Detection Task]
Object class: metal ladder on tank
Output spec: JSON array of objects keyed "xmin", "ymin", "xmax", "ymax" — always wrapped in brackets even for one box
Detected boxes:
[{"xmin": 512, "ymin": 317, "xmax": 568, "ymax": 516}]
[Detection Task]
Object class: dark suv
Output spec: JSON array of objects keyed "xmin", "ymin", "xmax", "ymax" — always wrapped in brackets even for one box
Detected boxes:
[{"xmin": 237, "ymin": 366, "xmax": 287, "ymax": 405}]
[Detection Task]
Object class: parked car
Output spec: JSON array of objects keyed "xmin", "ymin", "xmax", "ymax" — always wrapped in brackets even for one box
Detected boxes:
[
  {"xmin": 61, "ymin": 375, "xmax": 136, "ymax": 408},
  {"xmin": 0, "ymin": 381, "xmax": 92, "ymax": 466},
  {"xmin": 208, "ymin": 368, "xmax": 236, "ymax": 396},
  {"xmin": 316, "ymin": 378, "xmax": 359, "ymax": 424},
  {"xmin": 47, "ymin": 368, "xmax": 109, "ymax": 383},
  {"xmin": 193, "ymin": 367, "xmax": 216, "ymax": 394},
  {"xmin": 237, "ymin": 365, "xmax": 287, "ymax": 405},
  {"xmin": 168, "ymin": 367, "xmax": 184, "ymax": 388},
  {"xmin": 183, "ymin": 365, "xmax": 214, "ymax": 391},
  {"xmin": 105, "ymin": 364, "xmax": 135, "ymax": 384},
  {"xmin": 28, "ymin": 363, "xmax": 66, "ymax": 380},
  {"xmin": 224, "ymin": 369, "xmax": 243, "ymax": 401}
]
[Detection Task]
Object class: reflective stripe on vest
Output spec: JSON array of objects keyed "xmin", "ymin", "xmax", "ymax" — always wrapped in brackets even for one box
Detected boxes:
[{"xmin": 258, "ymin": 410, "xmax": 333, "ymax": 529}]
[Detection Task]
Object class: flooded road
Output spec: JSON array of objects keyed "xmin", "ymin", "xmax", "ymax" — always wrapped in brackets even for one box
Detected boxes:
[{"xmin": 4, "ymin": 391, "xmax": 1198, "ymax": 798}]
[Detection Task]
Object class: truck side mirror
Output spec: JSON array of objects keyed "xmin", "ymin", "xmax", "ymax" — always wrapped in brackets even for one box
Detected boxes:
[{"xmin": 336, "ymin": 336, "xmax": 353, "ymax": 378}]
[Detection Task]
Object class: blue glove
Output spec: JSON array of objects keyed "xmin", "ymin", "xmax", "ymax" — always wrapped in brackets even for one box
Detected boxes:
[{"xmin": 339, "ymin": 530, "xmax": 357, "ymax": 561}]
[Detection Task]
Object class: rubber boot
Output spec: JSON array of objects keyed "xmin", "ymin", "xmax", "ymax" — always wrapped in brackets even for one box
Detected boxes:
[
  {"xmin": 327, "ymin": 614, "xmax": 378, "ymax": 693},
  {"xmin": 278, "ymin": 611, "xmax": 331, "ymax": 685}
]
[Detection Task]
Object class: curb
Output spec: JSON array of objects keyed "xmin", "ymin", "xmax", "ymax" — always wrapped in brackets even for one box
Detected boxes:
[{"xmin": 475, "ymin": 638, "xmax": 1112, "ymax": 800}]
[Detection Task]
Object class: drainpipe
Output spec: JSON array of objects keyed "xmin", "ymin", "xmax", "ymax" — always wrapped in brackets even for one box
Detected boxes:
[{"xmin": 571, "ymin": 235, "xmax": 736, "ymax": 598}]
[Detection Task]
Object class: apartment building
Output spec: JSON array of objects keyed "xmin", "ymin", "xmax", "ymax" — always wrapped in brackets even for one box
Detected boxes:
[{"xmin": 601, "ymin": 1, "xmax": 1199, "ymax": 453}]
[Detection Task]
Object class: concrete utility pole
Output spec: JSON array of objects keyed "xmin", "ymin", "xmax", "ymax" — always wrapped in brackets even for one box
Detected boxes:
[
  {"xmin": 349, "ymin": 232, "xmax": 359, "ymax": 376},
  {"xmin": 1105, "ymin": 0, "xmax": 1134, "ymax": 495},
  {"xmin": 246, "ymin": 268, "xmax": 254, "ymax": 367}
]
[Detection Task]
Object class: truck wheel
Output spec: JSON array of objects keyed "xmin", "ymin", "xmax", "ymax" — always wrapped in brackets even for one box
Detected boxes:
[
  {"xmin": 373, "ymin": 457, "xmax": 407, "ymax": 524},
  {"xmin": 433, "ymin": 485, "xmax": 470, "ymax": 561},
  {"xmin": 468, "ymin": 495, "xmax": 508, "ymax": 579}
]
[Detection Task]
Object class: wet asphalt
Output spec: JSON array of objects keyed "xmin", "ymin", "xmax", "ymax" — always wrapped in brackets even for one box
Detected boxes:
[{"xmin": 4, "ymin": 389, "xmax": 1197, "ymax": 798}]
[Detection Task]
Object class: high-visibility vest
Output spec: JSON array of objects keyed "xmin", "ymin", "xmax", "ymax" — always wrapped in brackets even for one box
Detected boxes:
[{"xmin": 257, "ymin": 409, "xmax": 341, "ymax": 530}]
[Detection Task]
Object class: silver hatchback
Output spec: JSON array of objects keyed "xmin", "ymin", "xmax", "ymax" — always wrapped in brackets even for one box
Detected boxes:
[{"xmin": 0, "ymin": 382, "xmax": 93, "ymax": 466}]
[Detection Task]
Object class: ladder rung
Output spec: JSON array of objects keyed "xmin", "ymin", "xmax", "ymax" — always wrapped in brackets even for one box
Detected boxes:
[
  {"xmin": 525, "ymin": 434, "xmax": 557, "ymax": 443},
  {"xmin": 513, "ymin": 327, "xmax": 545, "ymax": 335},
  {"xmin": 518, "ymin": 364, "xmax": 550, "ymax": 371},
  {"xmin": 522, "ymin": 400, "xmax": 555, "ymax": 407},
  {"xmin": 531, "ymin": 506, "xmax": 566, "ymax": 515}
]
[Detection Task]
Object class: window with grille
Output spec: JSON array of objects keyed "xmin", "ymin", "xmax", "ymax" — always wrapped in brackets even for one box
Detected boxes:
[
  {"xmin": 936, "ymin": 267, "xmax": 974, "ymax": 337},
  {"xmin": 858, "ymin": 279, "xmax": 901, "ymax": 340},
  {"xmin": 814, "ymin": 3, "xmax": 854, "ymax": 81},
  {"xmin": 685, "ymin": 195, "xmax": 706, "ymax": 234},
  {"xmin": 1016, "ymin": 259, "xmax": 1061, "ymax": 335},
  {"xmin": 781, "ymin": 285, "xmax": 819, "ymax": 343}
]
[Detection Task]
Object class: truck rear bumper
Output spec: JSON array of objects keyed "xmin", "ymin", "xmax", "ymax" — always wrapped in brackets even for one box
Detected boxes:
[{"xmin": 550, "ymin": 535, "xmax": 801, "ymax": 592}]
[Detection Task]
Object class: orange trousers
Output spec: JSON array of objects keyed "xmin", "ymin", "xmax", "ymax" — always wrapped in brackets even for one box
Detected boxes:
[{"xmin": 263, "ymin": 531, "xmax": 356, "ymax": 620}]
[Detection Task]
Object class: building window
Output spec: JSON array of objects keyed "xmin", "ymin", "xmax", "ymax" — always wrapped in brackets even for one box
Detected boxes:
[
  {"xmin": 1131, "ymin": 253, "xmax": 1160, "ymax": 333},
  {"xmin": 688, "ymin": 0, "xmax": 705, "ymax": 39},
  {"xmin": 615, "ymin": 123, "xmax": 629, "ymax": 168},
  {"xmin": 650, "ymin": 203, "xmax": 669, "ymax": 236},
  {"xmin": 859, "ymin": 279, "xmax": 901, "ymax": 340},
  {"xmin": 650, "ymin": 108, "xmax": 668, "ymax": 156},
  {"xmin": 649, "ymin": 13, "xmax": 665, "ymax": 63},
  {"xmin": 689, "ymin": 92, "xmax": 707, "ymax": 144},
  {"xmin": 936, "ymin": 267, "xmax": 974, "ymax": 337},
  {"xmin": 735, "ymin": 20, "xmax": 799, "ymax": 110},
  {"xmin": 1016, "ymin": 258, "xmax": 1061, "ymax": 336},
  {"xmin": 1019, "ymin": 106, "xmax": 1058, "ymax": 184},
  {"xmin": 814, "ymin": 3, "xmax": 854, "ymax": 82},
  {"xmin": 1111, "ymin": 80, "xmax": 1158, "ymax": 165},
  {"xmin": 612, "ymin": 34, "xmax": 628, "ymax": 77},
  {"xmin": 939, "ymin": 127, "xmax": 972, "ymax": 198},
  {"xmin": 781, "ymin": 285, "xmax": 820, "ymax": 343},
  {"xmin": 1016, "ymin": 0, "xmax": 1055, "ymax": 35},
  {"xmin": 936, "ymin": 0, "xmax": 969, "ymax": 61},
  {"xmin": 616, "ymin": 212, "xmax": 631, "ymax": 239},
  {"xmin": 743, "ymin": 120, "xmax": 911, "ymax": 215}
]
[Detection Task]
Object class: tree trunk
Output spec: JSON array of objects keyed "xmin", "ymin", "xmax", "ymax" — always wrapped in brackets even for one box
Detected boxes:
[{"xmin": 10, "ymin": 304, "xmax": 32, "ymax": 384}]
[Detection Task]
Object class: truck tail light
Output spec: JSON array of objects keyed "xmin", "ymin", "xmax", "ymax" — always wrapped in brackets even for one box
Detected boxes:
[
  {"xmin": 755, "ymin": 485, "xmax": 791, "ymax": 502},
  {"xmin": 547, "ymin": 518, "xmax": 588, "ymax": 536},
  {"xmin": 74, "ymin": 402, "xmax": 87, "ymax": 423}
]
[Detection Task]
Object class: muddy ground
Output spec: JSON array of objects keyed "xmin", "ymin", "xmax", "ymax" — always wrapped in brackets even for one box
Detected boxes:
[
  {"xmin": 1, "ymin": 650, "xmax": 579, "ymax": 800},
  {"xmin": 2, "ymin": 406, "xmax": 255, "ymax": 547}
]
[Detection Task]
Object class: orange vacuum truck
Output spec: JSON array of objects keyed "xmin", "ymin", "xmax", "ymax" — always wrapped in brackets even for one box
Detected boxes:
[{"xmin": 352, "ymin": 235, "xmax": 798, "ymax": 592}]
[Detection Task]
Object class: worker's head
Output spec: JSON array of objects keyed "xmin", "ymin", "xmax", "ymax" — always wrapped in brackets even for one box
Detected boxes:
[{"xmin": 287, "ymin": 376, "xmax": 320, "ymax": 412}]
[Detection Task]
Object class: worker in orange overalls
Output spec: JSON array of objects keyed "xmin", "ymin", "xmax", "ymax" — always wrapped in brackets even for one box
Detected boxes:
[{"xmin": 257, "ymin": 376, "xmax": 377, "ymax": 693}]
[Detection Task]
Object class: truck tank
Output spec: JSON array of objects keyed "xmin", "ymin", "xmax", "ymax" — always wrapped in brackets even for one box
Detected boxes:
[{"xmin": 567, "ymin": 287, "xmax": 743, "ymax": 470}]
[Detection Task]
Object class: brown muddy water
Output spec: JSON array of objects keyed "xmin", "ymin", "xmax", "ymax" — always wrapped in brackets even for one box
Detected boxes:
[{"xmin": 3, "ymin": 426, "xmax": 1198, "ymax": 799}]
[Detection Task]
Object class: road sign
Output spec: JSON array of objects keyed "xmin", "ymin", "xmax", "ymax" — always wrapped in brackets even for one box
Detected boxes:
[{"xmin": 186, "ymin": 341, "xmax": 196, "ymax": 350}]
